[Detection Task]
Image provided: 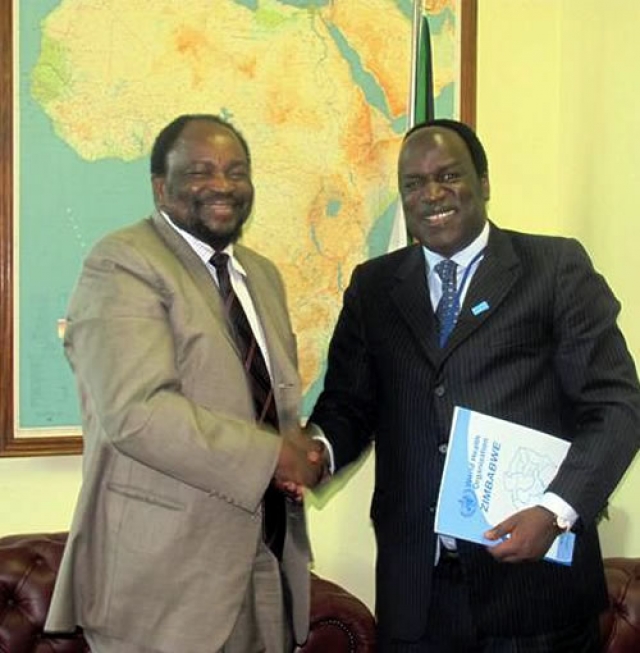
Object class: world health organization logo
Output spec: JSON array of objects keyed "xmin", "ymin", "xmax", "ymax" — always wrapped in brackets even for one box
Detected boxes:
[{"xmin": 459, "ymin": 490, "xmax": 478, "ymax": 517}]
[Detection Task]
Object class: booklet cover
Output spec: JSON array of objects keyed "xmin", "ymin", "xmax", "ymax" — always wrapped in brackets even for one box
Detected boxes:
[{"xmin": 435, "ymin": 406, "xmax": 576, "ymax": 565}]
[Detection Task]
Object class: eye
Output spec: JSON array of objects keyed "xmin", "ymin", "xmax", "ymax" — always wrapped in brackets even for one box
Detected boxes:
[
  {"xmin": 402, "ymin": 178, "xmax": 422, "ymax": 192},
  {"xmin": 228, "ymin": 170, "xmax": 249, "ymax": 181},
  {"xmin": 440, "ymin": 171, "xmax": 462, "ymax": 183},
  {"xmin": 185, "ymin": 167, "xmax": 209, "ymax": 178}
]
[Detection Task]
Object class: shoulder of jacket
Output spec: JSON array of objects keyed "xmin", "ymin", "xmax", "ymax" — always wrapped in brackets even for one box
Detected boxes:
[{"xmin": 500, "ymin": 228, "xmax": 575, "ymax": 249}]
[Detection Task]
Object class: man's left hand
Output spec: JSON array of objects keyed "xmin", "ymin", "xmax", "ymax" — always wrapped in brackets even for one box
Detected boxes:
[{"xmin": 484, "ymin": 506, "xmax": 562, "ymax": 563}]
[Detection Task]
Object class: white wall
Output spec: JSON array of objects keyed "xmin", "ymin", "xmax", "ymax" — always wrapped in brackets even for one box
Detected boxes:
[
  {"xmin": 475, "ymin": 0, "xmax": 640, "ymax": 560},
  {"xmin": 0, "ymin": 455, "xmax": 81, "ymax": 532}
]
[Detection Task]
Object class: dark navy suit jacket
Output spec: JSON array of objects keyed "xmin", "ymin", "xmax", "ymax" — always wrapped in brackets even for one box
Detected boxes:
[{"xmin": 311, "ymin": 223, "xmax": 640, "ymax": 639}]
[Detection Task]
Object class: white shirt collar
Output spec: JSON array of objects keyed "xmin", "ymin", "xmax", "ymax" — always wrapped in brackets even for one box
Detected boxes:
[
  {"xmin": 160, "ymin": 210, "xmax": 247, "ymax": 277},
  {"xmin": 422, "ymin": 221, "xmax": 490, "ymax": 272}
]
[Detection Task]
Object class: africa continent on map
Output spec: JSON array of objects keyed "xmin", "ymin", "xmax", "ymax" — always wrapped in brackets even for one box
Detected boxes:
[{"xmin": 23, "ymin": 0, "xmax": 459, "ymax": 426}]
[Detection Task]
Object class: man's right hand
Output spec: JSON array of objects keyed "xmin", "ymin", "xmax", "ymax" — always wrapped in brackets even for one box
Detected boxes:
[{"xmin": 274, "ymin": 430, "xmax": 327, "ymax": 499}]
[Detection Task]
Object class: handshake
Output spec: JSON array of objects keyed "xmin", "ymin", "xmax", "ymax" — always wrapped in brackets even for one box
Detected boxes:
[{"xmin": 274, "ymin": 427, "xmax": 328, "ymax": 500}]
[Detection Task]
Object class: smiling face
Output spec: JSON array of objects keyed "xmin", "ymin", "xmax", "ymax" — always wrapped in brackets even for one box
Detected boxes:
[
  {"xmin": 152, "ymin": 119, "xmax": 254, "ymax": 250},
  {"xmin": 398, "ymin": 126, "xmax": 490, "ymax": 256}
]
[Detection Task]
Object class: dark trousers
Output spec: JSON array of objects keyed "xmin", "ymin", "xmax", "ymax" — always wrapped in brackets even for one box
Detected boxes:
[{"xmin": 378, "ymin": 553, "xmax": 601, "ymax": 653}]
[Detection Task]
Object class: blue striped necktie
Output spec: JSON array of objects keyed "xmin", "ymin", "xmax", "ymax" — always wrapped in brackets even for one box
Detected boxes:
[{"xmin": 435, "ymin": 259, "xmax": 459, "ymax": 347}]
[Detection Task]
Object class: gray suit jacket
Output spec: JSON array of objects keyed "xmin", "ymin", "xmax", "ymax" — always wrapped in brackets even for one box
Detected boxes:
[
  {"xmin": 311, "ymin": 224, "xmax": 640, "ymax": 639},
  {"xmin": 45, "ymin": 213, "xmax": 311, "ymax": 652}
]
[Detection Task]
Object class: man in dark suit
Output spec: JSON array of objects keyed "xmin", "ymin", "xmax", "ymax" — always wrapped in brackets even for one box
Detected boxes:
[
  {"xmin": 45, "ymin": 114, "xmax": 321, "ymax": 653},
  {"xmin": 309, "ymin": 119, "xmax": 640, "ymax": 652}
]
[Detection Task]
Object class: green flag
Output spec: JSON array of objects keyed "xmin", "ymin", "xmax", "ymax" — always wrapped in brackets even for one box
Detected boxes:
[{"xmin": 414, "ymin": 10, "xmax": 435, "ymax": 124}]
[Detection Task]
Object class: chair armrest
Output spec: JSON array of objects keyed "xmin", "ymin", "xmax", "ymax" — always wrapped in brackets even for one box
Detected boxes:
[
  {"xmin": 0, "ymin": 532, "xmax": 89, "ymax": 652},
  {"xmin": 301, "ymin": 573, "xmax": 376, "ymax": 653},
  {"xmin": 600, "ymin": 557, "xmax": 640, "ymax": 653}
]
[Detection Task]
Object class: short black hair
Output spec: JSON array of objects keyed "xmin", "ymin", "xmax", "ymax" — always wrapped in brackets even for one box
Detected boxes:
[
  {"xmin": 403, "ymin": 118, "xmax": 488, "ymax": 178},
  {"xmin": 150, "ymin": 114, "xmax": 251, "ymax": 175}
]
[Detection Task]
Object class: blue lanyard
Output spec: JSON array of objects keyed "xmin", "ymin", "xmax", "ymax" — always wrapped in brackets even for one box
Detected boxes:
[{"xmin": 454, "ymin": 247, "xmax": 486, "ymax": 308}]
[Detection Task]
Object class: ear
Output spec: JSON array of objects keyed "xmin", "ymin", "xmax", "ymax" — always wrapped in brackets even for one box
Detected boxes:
[
  {"xmin": 481, "ymin": 175, "xmax": 490, "ymax": 202},
  {"xmin": 151, "ymin": 175, "xmax": 166, "ymax": 207}
]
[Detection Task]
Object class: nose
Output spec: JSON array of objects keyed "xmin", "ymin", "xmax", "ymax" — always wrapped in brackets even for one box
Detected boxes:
[
  {"xmin": 424, "ymin": 179, "xmax": 445, "ymax": 201},
  {"xmin": 206, "ymin": 172, "xmax": 233, "ymax": 193}
]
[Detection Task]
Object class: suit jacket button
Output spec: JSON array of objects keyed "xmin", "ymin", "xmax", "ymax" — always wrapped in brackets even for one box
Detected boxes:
[
  {"xmin": 438, "ymin": 443, "xmax": 448, "ymax": 454},
  {"xmin": 434, "ymin": 384, "xmax": 446, "ymax": 397}
]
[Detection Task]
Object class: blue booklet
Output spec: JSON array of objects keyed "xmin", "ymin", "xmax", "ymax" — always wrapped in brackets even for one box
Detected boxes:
[{"xmin": 435, "ymin": 407, "xmax": 576, "ymax": 565}]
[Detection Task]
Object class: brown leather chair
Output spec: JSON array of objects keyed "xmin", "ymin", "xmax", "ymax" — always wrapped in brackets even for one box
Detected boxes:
[
  {"xmin": 600, "ymin": 557, "xmax": 640, "ymax": 652},
  {"xmin": 1, "ymin": 531, "xmax": 639, "ymax": 652},
  {"xmin": 0, "ymin": 532, "xmax": 375, "ymax": 652}
]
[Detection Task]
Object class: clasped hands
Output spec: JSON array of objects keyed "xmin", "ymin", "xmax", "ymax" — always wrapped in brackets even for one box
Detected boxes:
[{"xmin": 274, "ymin": 428, "xmax": 328, "ymax": 501}]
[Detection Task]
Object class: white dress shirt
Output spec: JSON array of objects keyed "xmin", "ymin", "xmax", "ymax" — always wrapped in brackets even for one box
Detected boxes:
[{"xmin": 161, "ymin": 211, "xmax": 273, "ymax": 377}]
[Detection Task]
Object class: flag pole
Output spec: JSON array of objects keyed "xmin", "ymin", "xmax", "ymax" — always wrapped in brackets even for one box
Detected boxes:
[
  {"xmin": 408, "ymin": 0, "xmax": 422, "ymax": 129},
  {"xmin": 388, "ymin": 0, "xmax": 424, "ymax": 251}
]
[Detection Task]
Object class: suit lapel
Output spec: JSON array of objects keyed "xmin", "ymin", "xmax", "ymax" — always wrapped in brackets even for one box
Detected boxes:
[
  {"xmin": 390, "ymin": 245, "xmax": 440, "ymax": 367},
  {"xmin": 235, "ymin": 246, "xmax": 297, "ymax": 382},
  {"xmin": 150, "ymin": 212, "xmax": 238, "ymax": 351},
  {"xmin": 389, "ymin": 227, "xmax": 522, "ymax": 365},
  {"xmin": 445, "ymin": 224, "xmax": 521, "ymax": 352},
  {"xmin": 235, "ymin": 247, "xmax": 286, "ymax": 348},
  {"xmin": 235, "ymin": 247, "xmax": 301, "ymax": 427}
]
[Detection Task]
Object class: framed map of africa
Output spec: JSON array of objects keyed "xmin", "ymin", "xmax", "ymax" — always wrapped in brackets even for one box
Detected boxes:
[{"xmin": 0, "ymin": 0, "xmax": 477, "ymax": 456}]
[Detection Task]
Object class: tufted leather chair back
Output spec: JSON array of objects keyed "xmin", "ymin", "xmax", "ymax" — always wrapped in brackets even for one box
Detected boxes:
[
  {"xmin": 0, "ymin": 532, "xmax": 375, "ymax": 653},
  {"xmin": 600, "ymin": 557, "xmax": 640, "ymax": 652},
  {"xmin": 2, "ymin": 531, "xmax": 639, "ymax": 652},
  {"xmin": 0, "ymin": 533, "xmax": 88, "ymax": 652}
]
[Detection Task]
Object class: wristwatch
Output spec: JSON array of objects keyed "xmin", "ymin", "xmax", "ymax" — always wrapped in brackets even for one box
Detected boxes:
[{"xmin": 554, "ymin": 515, "xmax": 572, "ymax": 533}]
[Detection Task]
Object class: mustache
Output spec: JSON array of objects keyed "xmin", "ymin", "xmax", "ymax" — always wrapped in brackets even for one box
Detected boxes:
[
  {"xmin": 191, "ymin": 191, "xmax": 237, "ymax": 208},
  {"xmin": 420, "ymin": 204, "xmax": 456, "ymax": 217}
]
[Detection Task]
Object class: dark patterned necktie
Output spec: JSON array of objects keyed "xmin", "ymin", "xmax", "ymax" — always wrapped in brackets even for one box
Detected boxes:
[
  {"xmin": 435, "ymin": 259, "xmax": 459, "ymax": 347},
  {"xmin": 210, "ymin": 252, "xmax": 285, "ymax": 559}
]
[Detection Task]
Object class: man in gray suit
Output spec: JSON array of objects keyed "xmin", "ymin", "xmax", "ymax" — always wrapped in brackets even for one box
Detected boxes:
[
  {"xmin": 45, "ymin": 114, "xmax": 321, "ymax": 653},
  {"xmin": 310, "ymin": 119, "xmax": 640, "ymax": 651}
]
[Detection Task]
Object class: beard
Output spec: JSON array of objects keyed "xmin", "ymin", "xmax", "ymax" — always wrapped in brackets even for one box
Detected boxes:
[
  {"xmin": 181, "ymin": 193, "xmax": 250, "ymax": 250},
  {"xmin": 189, "ymin": 212, "xmax": 246, "ymax": 251}
]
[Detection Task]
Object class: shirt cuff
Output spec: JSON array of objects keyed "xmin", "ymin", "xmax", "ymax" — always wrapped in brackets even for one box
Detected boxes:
[
  {"xmin": 538, "ymin": 492, "xmax": 579, "ymax": 528},
  {"xmin": 305, "ymin": 422, "xmax": 336, "ymax": 475}
]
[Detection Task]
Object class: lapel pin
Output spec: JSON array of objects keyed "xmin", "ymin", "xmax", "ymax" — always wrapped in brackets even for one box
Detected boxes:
[{"xmin": 471, "ymin": 301, "xmax": 490, "ymax": 316}]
